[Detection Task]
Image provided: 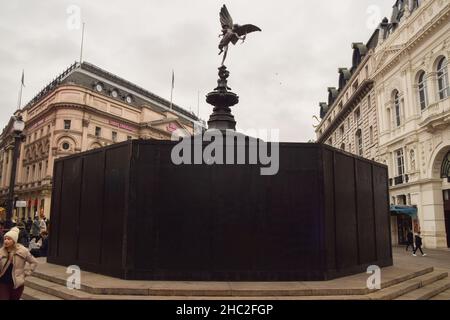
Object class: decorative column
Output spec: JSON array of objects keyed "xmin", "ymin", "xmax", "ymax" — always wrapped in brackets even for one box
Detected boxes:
[{"xmin": 419, "ymin": 180, "xmax": 448, "ymax": 248}]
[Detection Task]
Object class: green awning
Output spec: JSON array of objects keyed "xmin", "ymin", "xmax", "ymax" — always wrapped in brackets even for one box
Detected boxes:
[{"xmin": 390, "ymin": 205, "xmax": 417, "ymax": 217}]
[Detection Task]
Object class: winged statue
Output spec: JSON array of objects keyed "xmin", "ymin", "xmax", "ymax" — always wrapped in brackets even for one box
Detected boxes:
[{"xmin": 218, "ymin": 5, "xmax": 261, "ymax": 66}]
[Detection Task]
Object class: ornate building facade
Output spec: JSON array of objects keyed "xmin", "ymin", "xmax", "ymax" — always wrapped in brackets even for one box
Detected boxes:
[
  {"xmin": 316, "ymin": 0, "xmax": 450, "ymax": 249},
  {"xmin": 0, "ymin": 62, "xmax": 203, "ymax": 220},
  {"xmin": 374, "ymin": 0, "xmax": 450, "ymax": 248}
]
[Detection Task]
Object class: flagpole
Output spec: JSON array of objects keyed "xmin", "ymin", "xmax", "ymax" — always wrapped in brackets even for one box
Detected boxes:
[
  {"xmin": 197, "ymin": 90, "xmax": 200, "ymax": 117},
  {"xmin": 170, "ymin": 70, "xmax": 174, "ymax": 110},
  {"xmin": 17, "ymin": 70, "xmax": 24, "ymax": 110},
  {"xmin": 80, "ymin": 22, "xmax": 85, "ymax": 64}
]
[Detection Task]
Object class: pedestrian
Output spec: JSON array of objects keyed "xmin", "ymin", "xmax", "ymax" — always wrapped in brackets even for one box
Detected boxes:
[
  {"xmin": 30, "ymin": 231, "xmax": 48, "ymax": 258},
  {"xmin": 25, "ymin": 217, "xmax": 32, "ymax": 234},
  {"xmin": 39, "ymin": 217, "xmax": 47, "ymax": 234},
  {"xmin": 17, "ymin": 223, "xmax": 30, "ymax": 248},
  {"xmin": 30, "ymin": 216, "xmax": 40, "ymax": 238},
  {"xmin": 406, "ymin": 229, "xmax": 414, "ymax": 251},
  {"xmin": 0, "ymin": 227, "xmax": 38, "ymax": 300},
  {"xmin": 413, "ymin": 231, "xmax": 427, "ymax": 257}
]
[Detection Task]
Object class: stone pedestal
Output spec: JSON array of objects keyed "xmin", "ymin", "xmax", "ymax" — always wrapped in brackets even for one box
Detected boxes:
[{"xmin": 207, "ymin": 66, "xmax": 238, "ymax": 131}]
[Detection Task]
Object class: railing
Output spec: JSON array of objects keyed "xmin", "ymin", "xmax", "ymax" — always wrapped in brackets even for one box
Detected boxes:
[
  {"xmin": 420, "ymin": 98, "xmax": 450, "ymax": 124},
  {"xmin": 394, "ymin": 175, "xmax": 404, "ymax": 185},
  {"xmin": 391, "ymin": 174, "xmax": 409, "ymax": 186}
]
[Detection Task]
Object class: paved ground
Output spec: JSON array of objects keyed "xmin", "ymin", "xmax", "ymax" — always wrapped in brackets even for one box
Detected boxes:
[{"xmin": 392, "ymin": 245, "xmax": 450, "ymax": 273}]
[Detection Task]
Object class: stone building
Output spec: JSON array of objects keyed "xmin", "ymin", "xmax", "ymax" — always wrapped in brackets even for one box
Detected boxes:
[
  {"xmin": 316, "ymin": 0, "xmax": 450, "ymax": 249},
  {"xmin": 373, "ymin": 0, "xmax": 450, "ymax": 248},
  {"xmin": 0, "ymin": 62, "xmax": 203, "ymax": 220}
]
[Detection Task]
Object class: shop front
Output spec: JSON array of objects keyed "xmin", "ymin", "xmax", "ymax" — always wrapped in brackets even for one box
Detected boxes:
[{"xmin": 390, "ymin": 205, "xmax": 418, "ymax": 245}]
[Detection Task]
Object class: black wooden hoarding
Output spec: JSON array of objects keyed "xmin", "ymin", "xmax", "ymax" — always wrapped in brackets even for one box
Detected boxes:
[{"xmin": 48, "ymin": 139, "xmax": 392, "ymax": 281}]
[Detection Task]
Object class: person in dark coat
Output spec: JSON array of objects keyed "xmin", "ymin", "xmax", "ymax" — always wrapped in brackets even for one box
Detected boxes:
[
  {"xmin": 30, "ymin": 231, "xmax": 48, "ymax": 258},
  {"xmin": 25, "ymin": 217, "xmax": 33, "ymax": 234},
  {"xmin": 406, "ymin": 229, "xmax": 414, "ymax": 251},
  {"xmin": 17, "ymin": 224, "xmax": 30, "ymax": 248},
  {"xmin": 413, "ymin": 232, "xmax": 427, "ymax": 256}
]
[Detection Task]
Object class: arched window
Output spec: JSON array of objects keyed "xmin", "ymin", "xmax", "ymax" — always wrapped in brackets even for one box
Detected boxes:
[
  {"xmin": 386, "ymin": 108, "xmax": 391, "ymax": 131},
  {"xmin": 393, "ymin": 90, "xmax": 401, "ymax": 127},
  {"xmin": 437, "ymin": 57, "xmax": 449, "ymax": 100},
  {"xmin": 417, "ymin": 71, "xmax": 428, "ymax": 110},
  {"xmin": 355, "ymin": 129, "xmax": 363, "ymax": 156},
  {"xmin": 441, "ymin": 151, "xmax": 450, "ymax": 179}
]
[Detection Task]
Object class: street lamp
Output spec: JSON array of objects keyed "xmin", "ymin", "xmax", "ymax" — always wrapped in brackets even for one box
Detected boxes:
[{"xmin": 5, "ymin": 115, "xmax": 25, "ymax": 230}]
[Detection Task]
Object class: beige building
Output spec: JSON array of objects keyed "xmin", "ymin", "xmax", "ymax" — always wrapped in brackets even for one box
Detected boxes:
[
  {"xmin": 316, "ymin": 0, "xmax": 450, "ymax": 249},
  {"xmin": 373, "ymin": 0, "xmax": 450, "ymax": 248},
  {"xmin": 315, "ymin": 35, "xmax": 381, "ymax": 160},
  {"xmin": 0, "ymin": 62, "xmax": 203, "ymax": 221}
]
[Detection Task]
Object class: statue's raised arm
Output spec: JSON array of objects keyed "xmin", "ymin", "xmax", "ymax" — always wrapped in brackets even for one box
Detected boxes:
[{"xmin": 218, "ymin": 5, "xmax": 261, "ymax": 66}]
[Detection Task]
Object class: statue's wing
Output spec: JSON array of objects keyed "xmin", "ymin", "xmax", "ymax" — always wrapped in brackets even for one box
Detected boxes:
[
  {"xmin": 220, "ymin": 5, "xmax": 233, "ymax": 29},
  {"xmin": 235, "ymin": 24, "xmax": 262, "ymax": 36}
]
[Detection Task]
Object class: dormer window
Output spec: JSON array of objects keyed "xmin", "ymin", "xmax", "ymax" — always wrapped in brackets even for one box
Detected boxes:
[
  {"xmin": 111, "ymin": 89, "xmax": 119, "ymax": 98},
  {"xmin": 95, "ymin": 83, "xmax": 103, "ymax": 92}
]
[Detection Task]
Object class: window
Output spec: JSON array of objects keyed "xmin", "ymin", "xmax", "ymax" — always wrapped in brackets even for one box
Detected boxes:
[
  {"xmin": 369, "ymin": 126, "xmax": 374, "ymax": 145},
  {"xmin": 437, "ymin": 57, "xmax": 449, "ymax": 100},
  {"xmin": 396, "ymin": 149, "xmax": 405, "ymax": 176},
  {"xmin": 329, "ymin": 137, "xmax": 333, "ymax": 146},
  {"xmin": 417, "ymin": 71, "xmax": 428, "ymax": 110},
  {"xmin": 26, "ymin": 166, "xmax": 30, "ymax": 182},
  {"xmin": 38, "ymin": 163, "xmax": 42, "ymax": 179},
  {"xmin": 95, "ymin": 127, "xmax": 101, "ymax": 137},
  {"xmin": 64, "ymin": 120, "xmax": 71, "ymax": 130},
  {"xmin": 339, "ymin": 125, "xmax": 344, "ymax": 137},
  {"xmin": 47, "ymin": 125, "xmax": 51, "ymax": 134},
  {"xmin": 367, "ymin": 95, "xmax": 371, "ymax": 108},
  {"xmin": 354, "ymin": 108, "xmax": 361, "ymax": 126},
  {"xmin": 40, "ymin": 128, "xmax": 43, "ymax": 137},
  {"xmin": 112, "ymin": 131, "xmax": 117, "ymax": 142},
  {"xmin": 355, "ymin": 129, "xmax": 363, "ymax": 156},
  {"xmin": 95, "ymin": 83, "xmax": 103, "ymax": 92},
  {"xmin": 34, "ymin": 132, "xmax": 37, "ymax": 141},
  {"xmin": 347, "ymin": 118, "xmax": 350, "ymax": 129},
  {"xmin": 352, "ymin": 80, "xmax": 359, "ymax": 91},
  {"xmin": 62, "ymin": 142, "xmax": 70, "ymax": 150},
  {"xmin": 365, "ymin": 65, "xmax": 369, "ymax": 78},
  {"xmin": 394, "ymin": 91, "xmax": 401, "ymax": 127},
  {"xmin": 32, "ymin": 165, "xmax": 35, "ymax": 181},
  {"xmin": 340, "ymin": 143, "xmax": 345, "ymax": 151}
]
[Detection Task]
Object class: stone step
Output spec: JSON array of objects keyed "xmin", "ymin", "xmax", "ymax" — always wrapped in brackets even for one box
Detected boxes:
[
  {"xmin": 25, "ymin": 277, "xmax": 96, "ymax": 300},
  {"xmin": 24, "ymin": 271, "xmax": 444, "ymax": 301},
  {"xmin": 395, "ymin": 278, "xmax": 450, "ymax": 300},
  {"xmin": 22, "ymin": 287, "xmax": 63, "ymax": 300},
  {"xmin": 29, "ymin": 266, "xmax": 434, "ymax": 297},
  {"xmin": 430, "ymin": 288, "xmax": 450, "ymax": 300},
  {"xmin": 367, "ymin": 271, "xmax": 448, "ymax": 300}
]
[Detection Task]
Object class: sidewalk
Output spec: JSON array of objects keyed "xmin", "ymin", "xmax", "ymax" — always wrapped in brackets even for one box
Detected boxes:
[{"xmin": 393, "ymin": 245, "xmax": 450, "ymax": 273}]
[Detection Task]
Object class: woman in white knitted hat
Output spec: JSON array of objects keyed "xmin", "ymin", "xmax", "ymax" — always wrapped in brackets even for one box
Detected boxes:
[{"xmin": 0, "ymin": 227, "xmax": 38, "ymax": 300}]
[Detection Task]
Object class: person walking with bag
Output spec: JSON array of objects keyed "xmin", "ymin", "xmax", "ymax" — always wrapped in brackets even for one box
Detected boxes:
[
  {"xmin": 0, "ymin": 227, "xmax": 38, "ymax": 300},
  {"xmin": 413, "ymin": 231, "xmax": 427, "ymax": 257},
  {"xmin": 406, "ymin": 229, "xmax": 414, "ymax": 251}
]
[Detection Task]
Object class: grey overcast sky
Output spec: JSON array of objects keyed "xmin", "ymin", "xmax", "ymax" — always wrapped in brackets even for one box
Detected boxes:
[{"xmin": 0, "ymin": 0, "xmax": 395, "ymax": 141}]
